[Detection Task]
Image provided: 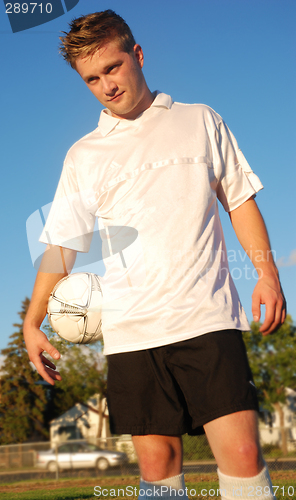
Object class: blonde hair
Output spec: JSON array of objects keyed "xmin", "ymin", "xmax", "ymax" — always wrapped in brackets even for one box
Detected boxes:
[{"xmin": 59, "ymin": 10, "xmax": 136, "ymax": 68}]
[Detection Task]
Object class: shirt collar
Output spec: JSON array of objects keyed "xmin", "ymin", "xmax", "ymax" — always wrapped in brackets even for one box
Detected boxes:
[{"xmin": 98, "ymin": 91, "xmax": 173, "ymax": 137}]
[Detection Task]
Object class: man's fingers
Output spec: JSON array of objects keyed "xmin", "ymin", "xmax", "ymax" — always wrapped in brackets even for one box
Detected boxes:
[
  {"xmin": 44, "ymin": 365, "xmax": 62, "ymax": 382},
  {"xmin": 32, "ymin": 356, "xmax": 58, "ymax": 385},
  {"xmin": 40, "ymin": 353, "xmax": 57, "ymax": 369},
  {"xmin": 40, "ymin": 353, "xmax": 62, "ymax": 380},
  {"xmin": 252, "ymin": 275, "xmax": 286, "ymax": 335},
  {"xmin": 31, "ymin": 348, "xmax": 62, "ymax": 385},
  {"xmin": 259, "ymin": 298, "xmax": 276, "ymax": 333},
  {"xmin": 273, "ymin": 299, "xmax": 285, "ymax": 329},
  {"xmin": 260, "ymin": 296, "xmax": 285, "ymax": 335}
]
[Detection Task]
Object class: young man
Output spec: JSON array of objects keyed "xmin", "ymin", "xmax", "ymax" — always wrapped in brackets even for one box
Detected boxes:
[{"xmin": 24, "ymin": 10, "xmax": 285, "ymax": 500}]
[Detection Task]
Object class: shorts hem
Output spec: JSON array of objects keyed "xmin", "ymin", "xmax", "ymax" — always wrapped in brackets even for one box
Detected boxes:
[
  {"xmin": 111, "ymin": 403, "xmax": 259, "ymax": 437},
  {"xmin": 112, "ymin": 426, "xmax": 188, "ymax": 436},
  {"xmin": 191, "ymin": 402, "xmax": 259, "ymax": 432}
]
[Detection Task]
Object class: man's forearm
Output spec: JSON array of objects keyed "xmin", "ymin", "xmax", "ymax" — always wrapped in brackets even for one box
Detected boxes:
[
  {"xmin": 25, "ymin": 269, "xmax": 69, "ymax": 330},
  {"xmin": 24, "ymin": 245, "xmax": 77, "ymax": 329},
  {"xmin": 229, "ymin": 198, "xmax": 277, "ymax": 277},
  {"xmin": 228, "ymin": 197, "xmax": 286, "ymax": 334}
]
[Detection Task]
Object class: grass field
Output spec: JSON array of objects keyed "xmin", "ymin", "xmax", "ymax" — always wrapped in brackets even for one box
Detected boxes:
[{"xmin": 0, "ymin": 473, "xmax": 295, "ymax": 500}]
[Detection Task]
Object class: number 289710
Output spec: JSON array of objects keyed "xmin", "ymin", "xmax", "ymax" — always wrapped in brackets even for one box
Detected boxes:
[{"xmin": 5, "ymin": 3, "xmax": 53, "ymax": 14}]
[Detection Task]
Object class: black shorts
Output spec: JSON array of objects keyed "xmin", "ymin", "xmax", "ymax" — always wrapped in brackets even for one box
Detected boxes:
[{"xmin": 106, "ymin": 329, "xmax": 258, "ymax": 436}]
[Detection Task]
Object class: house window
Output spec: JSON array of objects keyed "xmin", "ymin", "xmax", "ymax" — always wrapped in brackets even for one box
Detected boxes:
[{"xmin": 58, "ymin": 425, "xmax": 81, "ymax": 439}]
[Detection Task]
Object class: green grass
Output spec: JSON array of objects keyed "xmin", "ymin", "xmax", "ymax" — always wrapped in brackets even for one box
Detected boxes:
[
  {"xmin": 0, "ymin": 487, "xmax": 94, "ymax": 500},
  {"xmin": 0, "ymin": 477, "xmax": 295, "ymax": 500}
]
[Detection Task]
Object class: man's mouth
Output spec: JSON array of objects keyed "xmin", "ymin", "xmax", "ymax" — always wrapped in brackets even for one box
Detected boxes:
[{"xmin": 109, "ymin": 92, "xmax": 124, "ymax": 102}]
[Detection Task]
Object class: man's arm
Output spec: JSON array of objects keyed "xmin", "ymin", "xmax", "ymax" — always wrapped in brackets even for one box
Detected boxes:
[
  {"xmin": 228, "ymin": 197, "xmax": 286, "ymax": 335},
  {"xmin": 23, "ymin": 245, "xmax": 76, "ymax": 385}
]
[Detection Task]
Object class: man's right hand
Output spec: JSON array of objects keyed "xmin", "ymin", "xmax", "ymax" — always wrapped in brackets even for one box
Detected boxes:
[
  {"xmin": 24, "ymin": 324, "xmax": 62, "ymax": 385},
  {"xmin": 23, "ymin": 246, "xmax": 77, "ymax": 384}
]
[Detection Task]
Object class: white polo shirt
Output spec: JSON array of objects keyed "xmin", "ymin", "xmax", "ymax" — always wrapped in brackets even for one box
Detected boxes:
[{"xmin": 40, "ymin": 92, "xmax": 263, "ymax": 355}]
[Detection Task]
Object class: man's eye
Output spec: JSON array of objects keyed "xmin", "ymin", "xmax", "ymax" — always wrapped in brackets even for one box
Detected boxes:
[
  {"xmin": 108, "ymin": 64, "xmax": 120, "ymax": 74},
  {"xmin": 88, "ymin": 77, "xmax": 99, "ymax": 84}
]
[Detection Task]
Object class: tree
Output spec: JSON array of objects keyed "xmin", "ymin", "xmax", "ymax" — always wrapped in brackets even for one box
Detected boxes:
[
  {"xmin": 243, "ymin": 315, "xmax": 296, "ymax": 455},
  {"xmin": 0, "ymin": 298, "xmax": 48, "ymax": 444},
  {"xmin": 45, "ymin": 325, "xmax": 107, "ymax": 431}
]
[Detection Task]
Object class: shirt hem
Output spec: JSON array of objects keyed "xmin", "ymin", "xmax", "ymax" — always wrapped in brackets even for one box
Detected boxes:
[{"xmin": 103, "ymin": 322, "xmax": 250, "ymax": 355}]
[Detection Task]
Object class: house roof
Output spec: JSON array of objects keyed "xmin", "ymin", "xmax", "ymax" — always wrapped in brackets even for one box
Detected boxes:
[{"xmin": 50, "ymin": 394, "xmax": 107, "ymax": 425}]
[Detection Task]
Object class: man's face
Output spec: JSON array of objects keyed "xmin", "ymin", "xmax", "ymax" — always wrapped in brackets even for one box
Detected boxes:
[{"xmin": 75, "ymin": 41, "xmax": 152, "ymax": 120}]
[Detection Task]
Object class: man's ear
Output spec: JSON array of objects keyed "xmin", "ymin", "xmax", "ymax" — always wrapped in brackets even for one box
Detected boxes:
[{"xmin": 133, "ymin": 44, "xmax": 144, "ymax": 68}]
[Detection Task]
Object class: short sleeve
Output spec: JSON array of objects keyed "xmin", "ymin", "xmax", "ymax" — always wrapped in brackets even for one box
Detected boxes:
[
  {"xmin": 214, "ymin": 120, "xmax": 263, "ymax": 212},
  {"xmin": 39, "ymin": 157, "xmax": 96, "ymax": 252}
]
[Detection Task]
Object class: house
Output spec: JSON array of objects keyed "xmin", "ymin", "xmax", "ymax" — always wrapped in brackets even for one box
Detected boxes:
[
  {"xmin": 258, "ymin": 388, "xmax": 296, "ymax": 452},
  {"xmin": 50, "ymin": 394, "xmax": 111, "ymax": 445}
]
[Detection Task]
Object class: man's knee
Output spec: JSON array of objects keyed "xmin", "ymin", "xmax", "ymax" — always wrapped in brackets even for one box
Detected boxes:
[
  {"xmin": 237, "ymin": 439, "xmax": 260, "ymax": 459},
  {"xmin": 132, "ymin": 435, "xmax": 182, "ymax": 481},
  {"xmin": 140, "ymin": 443, "xmax": 176, "ymax": 470}
]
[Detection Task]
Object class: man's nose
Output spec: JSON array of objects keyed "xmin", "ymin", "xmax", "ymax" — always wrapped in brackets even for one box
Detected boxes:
[{"xmin": 102, "ymin": 77, "xmax": 118, "ymax": 95}]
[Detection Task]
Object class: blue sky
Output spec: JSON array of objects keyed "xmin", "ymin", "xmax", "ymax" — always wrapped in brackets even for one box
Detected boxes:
[{"xmin": 0, "ymin": 0, "xmax": 295, "ymax": 352}]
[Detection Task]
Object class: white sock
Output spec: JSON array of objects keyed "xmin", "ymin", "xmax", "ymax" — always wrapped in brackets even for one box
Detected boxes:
[
  {"xmin": 218, "ymin": 464, "xmax": 276, "ymax": 499},
  {"xmin": 138, "ymin": 472, "xmax": 188, "ymax": 499}
]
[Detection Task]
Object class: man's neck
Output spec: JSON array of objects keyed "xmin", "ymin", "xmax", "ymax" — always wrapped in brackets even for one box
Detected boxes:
[{"xmin": 111, "ymin": 88, "xmax": 155, "ymax": 121}]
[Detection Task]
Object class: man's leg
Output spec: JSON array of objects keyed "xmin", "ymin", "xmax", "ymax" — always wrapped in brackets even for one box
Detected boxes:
[
  {"xmin": 132, "ymin": 435, "xmax": 187, "ymax": 499},
  {"xmin": 204, "ymin": 409, "xmax": 263, "ymax": 476},
  {"xmin": 204, "ymin": 410, "xmax": 275, "ymax": 499}
]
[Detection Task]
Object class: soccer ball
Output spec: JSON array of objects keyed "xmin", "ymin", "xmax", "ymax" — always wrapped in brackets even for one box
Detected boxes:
[{"xmin": 47, "ymin": 273, "xmax": 103, "ymax": 344}]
